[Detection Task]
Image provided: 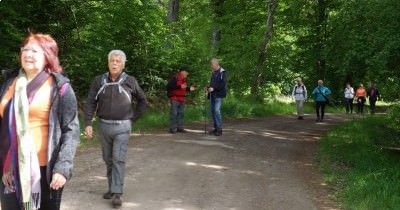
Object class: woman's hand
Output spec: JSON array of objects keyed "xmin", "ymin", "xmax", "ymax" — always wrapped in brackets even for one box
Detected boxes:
[
  {"xmin": 50, "ymin": 173, "xmax": 66, "ymax": 190},
  {"xmin": 2, "ymin": 170, "xmax": 14, "ymax": 189},
  {"xmin": 85, "ymin": 126, "xmax": 93, "ymax": 139}
]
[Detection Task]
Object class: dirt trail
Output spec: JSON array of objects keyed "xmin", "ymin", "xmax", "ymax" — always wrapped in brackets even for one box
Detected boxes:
[{"xmin": 61, "ymin": 113, "xmax": 347, "ymax": 210}]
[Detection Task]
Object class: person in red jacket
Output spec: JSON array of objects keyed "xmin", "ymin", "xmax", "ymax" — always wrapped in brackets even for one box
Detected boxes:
[{"xmin": 168, "ymin": 66, "xmax": 195, "ymax": 133}]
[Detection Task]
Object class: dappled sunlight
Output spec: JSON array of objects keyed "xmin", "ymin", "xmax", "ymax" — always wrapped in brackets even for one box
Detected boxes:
[
  {"xmin": 240, "ymin": 170, "xmax": 263, "ymax": 176},
  {"xmin": 124, "ymin": 202, "xmax": 142, "ymax": 208},
  {"xmin": 230, "ymin": 128, "xmax": 320, "ymax": 142},
  {"xmin": 183, "ymin": 128, "xmax": 207, "ymax": 133},
  {"xmin": 89, "ymin": 175, "xmax": 107, "ymax": 180},
  {"xmin": 185, "ymin": 161, "xmax": 264, "ymax": 176},
  {"xmin": 186, "ymin": 161, "xmax": 229, "ymax": 170},
  {"xmin": 132, "ymin": 133, "xmax": 172, "ymax": 137},
  {"xmin": 174, "ymin": 139, "xmax": 235, "ymax": 149}
]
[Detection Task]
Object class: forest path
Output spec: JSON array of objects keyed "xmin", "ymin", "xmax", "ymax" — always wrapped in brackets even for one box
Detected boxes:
[{"xmin": 62, "ymin": 113, "xmax": 347, "ymax": 210}]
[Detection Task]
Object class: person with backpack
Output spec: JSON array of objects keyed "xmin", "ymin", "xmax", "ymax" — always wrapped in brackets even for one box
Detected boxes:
[
  {"xmin": 367, "ymin": 82, "xmax": 381, "ymax": 114},
  {"xmin": 355, "ymin": 83, "xmax": 367, "ymax": 114},
  {"xmin": 292, "ymin": 78, "xmax": 308, "ymax": 120},
  {"xmin": 84, "ymin": 50, "xmax": 147, "ymax": 209},
  {"xmin": 312, "ymin": 80, "xmax": 331, "ymax": 122},
  {"xmin": 167, "ymin": 66, "xmax": 195, "ymax": 134},
  {"xmin": 0, "ymin": 33, "xmax": 79, "ymax": 210},
  {"xmin": 207, "ymin": 58, "xmax": 228, "ymax": 136},
  {"xmin": 344, "ymin": 83, "xmax": 355, "ymax": 114}
]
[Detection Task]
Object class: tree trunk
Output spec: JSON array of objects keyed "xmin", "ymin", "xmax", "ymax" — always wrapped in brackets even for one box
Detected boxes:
[
  {"xmin": 315, "ymin": 0, "xmax": 327, "ymax": 80},
  {"xmin": 167, "ymin": 0, "xmax": 179, "ymax": 22},
  {"xmin": 252, "ymin": 0, "xmax": 279, "ymax": 95},
  {"xmin": 211, "ymin": 0, "xmax": 224, "ymax": 56}
]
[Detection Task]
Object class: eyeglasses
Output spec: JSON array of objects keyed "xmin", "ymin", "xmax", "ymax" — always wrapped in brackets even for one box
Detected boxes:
[{"xmin": 20, "ymin": 47, "xmax": 43, "ymax": 54}]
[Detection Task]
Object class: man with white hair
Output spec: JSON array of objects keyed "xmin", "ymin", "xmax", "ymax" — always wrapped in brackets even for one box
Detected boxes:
[
  {"xmin": 207, "ymin": 58, "xmax": 228, "ymax": 136},
  {"xmin": 84, "ymin": 50, "xmax": 147, "ymax": 208}
]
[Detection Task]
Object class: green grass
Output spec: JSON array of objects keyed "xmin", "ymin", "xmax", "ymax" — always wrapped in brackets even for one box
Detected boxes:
[
  {"xmin": 318, "ymin": 116, "xmax": 400, "ymax": 210},
  {"xmin": 133, "ymin": 96, "xmax": 343, "ymax": 133}
]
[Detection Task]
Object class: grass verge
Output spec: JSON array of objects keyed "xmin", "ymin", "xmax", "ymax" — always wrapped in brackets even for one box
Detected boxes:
[{"xmin": 318, "ymin": 115, "xmax": 400, "ymax": 210}]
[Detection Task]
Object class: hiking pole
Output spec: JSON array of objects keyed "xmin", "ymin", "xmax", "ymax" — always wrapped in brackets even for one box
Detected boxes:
[{"xmin": 204, "ymin": 87, "xmax": 207, "ymax": 135}]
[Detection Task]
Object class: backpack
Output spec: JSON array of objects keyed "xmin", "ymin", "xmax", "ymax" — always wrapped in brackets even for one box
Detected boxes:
[
  {"xmin": 295, "ymin": 85, "xmax": 306, "ymax": 98},
  {"xmin": 166, "ymin": 75, "xmax": 179, "ymax": 97},
  {"xmin": 95, "ymin": 72, "xmax": 131, "ymax": 102}
]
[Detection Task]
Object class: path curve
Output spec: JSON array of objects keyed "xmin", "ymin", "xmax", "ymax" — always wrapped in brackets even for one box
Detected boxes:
[{"xmin": 62, "ymin": 113, "xmax": 347, "ymax": 210}]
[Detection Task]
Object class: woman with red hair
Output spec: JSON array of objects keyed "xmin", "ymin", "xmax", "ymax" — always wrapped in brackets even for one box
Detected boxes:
[{"xmin": 0, "ymin": 33, "xmax": 80, "ymax": 210}]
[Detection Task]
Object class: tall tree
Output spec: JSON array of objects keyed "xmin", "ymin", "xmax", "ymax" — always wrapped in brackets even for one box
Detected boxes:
[
  {"xmin": 211, "ymin": 0, "xmax": 224, "ymax": 56},
  {"xmin": 252, "ymin": 0, "xmax": 279, "ymax": 95},
  {"xmin": 315, "ymin": 0, "xmax": 328, "ymax": 80},
  {"xmin": 167, "ymin": 0, "xmax": 179, "ymax": 22}
]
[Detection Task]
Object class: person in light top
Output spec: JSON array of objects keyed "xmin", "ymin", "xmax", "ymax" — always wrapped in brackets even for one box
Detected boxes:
[
  {"xmin": 344, "ymin": 83, "xmax": 355, "ymax": 114},
  {"xmin": 292, "ymin": 78, "xmax": 307, "ymax": 120}
]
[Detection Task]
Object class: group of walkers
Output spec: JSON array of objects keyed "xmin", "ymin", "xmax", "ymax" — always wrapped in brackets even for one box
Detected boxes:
[
  {"xmin": 345, "ymin": 83, "xmax": 381, "ymax": 114},
  {"xmin": 0, "ymin": 33, "xmax": 228, "ymax": 210},
  {"xmin": 166, "ymin": 59, "xmax": 228, "ymax": 136},
  {"xmin": 292, "ymin": 79, "xmax": 381, "ymax": 122},
  {"xmin": 0, "ymin": 32, "xmax": 382, "ymax": 210}
]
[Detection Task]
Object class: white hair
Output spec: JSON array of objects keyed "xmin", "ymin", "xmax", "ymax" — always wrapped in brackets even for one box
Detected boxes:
[
  {"xmin": 108, "ymin": 50, "xmax": 127, "ymax": 63},
  {"xmin": 211, "ymin": 58, "xmax": 220, "ymax": 65}
]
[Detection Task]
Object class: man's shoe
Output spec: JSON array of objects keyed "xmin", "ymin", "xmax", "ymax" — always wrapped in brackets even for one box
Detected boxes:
[
  {"xmin": 103, "ymin": 191, "xmax": 113, "ymax": 199},
  {"xmin": 177, "ymin": 128, "xmax": 187, "ymax": 133},
  {"xmin": 214, "ymin": 130, "xmax": 222, "ymax": 136},
  {"xmin": 316, "ymin": 118, "xmax": 320, "ymax": 122},
  {"xmin": 112, "ymin": 194, "xmax": 122, "ymax": 209},
  {"xmin": 169, "ymin": 129, "xmax": 177, "ymax": 134},
  {"xmin": 209, "ymin": 129, "xmax": 217, "ymax": 135},
  {"xmin": 298, "ymin": 116, "xmax": 304, "ymax": 120}
]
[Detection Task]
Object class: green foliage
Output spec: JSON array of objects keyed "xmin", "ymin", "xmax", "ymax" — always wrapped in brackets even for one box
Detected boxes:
[
  {"xmin": 386, "ymin": 105, "xmax": 400, "ymax": 130},
  {"xmin": 319, "ymin": 116, "xmax": 400, "ymax": 209},
  {"xmin": 1, "ymin": 0, "xmax": 399, "ymax": 101},
  {"xmin": 125, "ymin": 95, "xmax": 300, "ymax": 133}
]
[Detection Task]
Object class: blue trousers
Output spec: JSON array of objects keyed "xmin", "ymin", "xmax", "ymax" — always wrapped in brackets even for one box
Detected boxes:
[
  {"xmin": 210, "ymin": 96, "xmax": 223, "ymax": 131},
  {"xmin": 169, "ymin": 100, "xmax": 185, "ymax": 130}
]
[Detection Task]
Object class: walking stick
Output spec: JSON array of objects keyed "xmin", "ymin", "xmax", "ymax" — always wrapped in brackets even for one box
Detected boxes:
[{"xmin": 204, "ymin": 88, "xmax": 207, "ymax": 135}]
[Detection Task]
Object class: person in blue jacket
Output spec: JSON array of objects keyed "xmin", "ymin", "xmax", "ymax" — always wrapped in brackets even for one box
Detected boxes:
[
  {"xmin": 207, "ymin": 58, "xmax": 228, "ymax": 136},
  {"xmin": 312, "ymin": 80, "xmax": 331, "ymax": 122}
]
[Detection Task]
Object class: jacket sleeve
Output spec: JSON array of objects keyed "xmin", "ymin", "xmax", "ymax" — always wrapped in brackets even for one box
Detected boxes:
[
  {"xmin": 304, "ymin": 86, "xmax": 308, "ymax": 99},
  {"xmin": 175, "ymin": 77, "xmax": 185, "ymax": 89},
  {"xmin": 131, "ymin": 78, "xmax": 147, "ymax": 122},
  {"xmin": 325, "ymin": 88, "xmax": 332, "ymax": 95},
  {"xmin": 312, "ymin": 88, "xmax": 317, "ymax": 96},
  {"xmin": 53, "ymin": 84, "xmax": 80, "ymax": 180},
  {"xmin": 84, "ymin": 76, "xmax": 101, "ymax": 127},
  {"xmin": 292, "ymin": 86, "xmax": 296, "ymax": 98}
]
